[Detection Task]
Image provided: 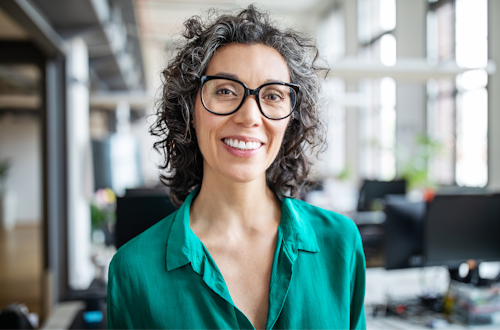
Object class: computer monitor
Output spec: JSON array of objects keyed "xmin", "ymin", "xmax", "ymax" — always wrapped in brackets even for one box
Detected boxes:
[
  {"xmin": 357, "ymin": 180, "xmax": 406, "ymax": 211},
  {"xmin": 424, "ymin": 194, "xmax": 500, "ymax": 269},
  {"xmin": 436, "ymin": 185, "xmax": 488, "ymax": 195},
  {"xmin": 384, "ymin": 195, "xmax": 426, "ymax": 270},
  {"xmin": 115, "ymin": 188, "xmax": 178, "ymax": 249}
]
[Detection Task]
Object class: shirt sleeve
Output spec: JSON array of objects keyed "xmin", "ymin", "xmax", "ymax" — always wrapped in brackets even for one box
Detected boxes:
[
  {"xmin": 107, "ymin": 260, "xmax": 134, "ymax": 329},
  {"xmin": 349, "ymin": 225, "xmax": 367, "ymax": 330}
]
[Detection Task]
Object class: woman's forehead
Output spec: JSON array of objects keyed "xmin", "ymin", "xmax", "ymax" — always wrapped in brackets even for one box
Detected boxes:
[{"xmin": 205, "ymin": 43, "xmax": 291, "ymax": 85}]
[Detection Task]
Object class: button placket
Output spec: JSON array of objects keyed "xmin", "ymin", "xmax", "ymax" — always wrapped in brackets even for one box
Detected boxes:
[{"xmin": 266, "ymin": 243, "xmax": 295, "ymax": 330}]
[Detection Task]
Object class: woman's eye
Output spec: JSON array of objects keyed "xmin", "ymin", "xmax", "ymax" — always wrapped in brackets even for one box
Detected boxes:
[
  {"xmin": 215, "ymin": 88, "xmax": 234, "ymax": 95},
  {"xmin": 265, "ymin": 93, "xmax": 283, "ymax": 101}
]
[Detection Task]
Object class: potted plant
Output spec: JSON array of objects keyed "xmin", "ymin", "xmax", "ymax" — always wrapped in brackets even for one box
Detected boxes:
[
  {"xmin": 400, "ymin": 134, "xmax": 443, "ymax": 201},
  {"xmin": 90, "ymin": 188, "xmax": 116, "ymax": 242}
]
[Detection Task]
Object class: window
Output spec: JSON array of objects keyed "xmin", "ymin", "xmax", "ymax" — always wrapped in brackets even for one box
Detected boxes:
[{"xmin": 426, "ymin": 0, "xmax": 488, "ymax": 187}]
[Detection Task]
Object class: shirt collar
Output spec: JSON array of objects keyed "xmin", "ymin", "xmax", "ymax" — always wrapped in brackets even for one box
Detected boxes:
[
  {"xmin": 166, "ymin": 188, "xmax": 319, "ymax": 272},
  {"xmin": 165, "ymin": 187, "xmax": 203, "ymax": 272},
  {"xmin": 280, "ymin": 197, "xmax": 320, "ymax": 260}
]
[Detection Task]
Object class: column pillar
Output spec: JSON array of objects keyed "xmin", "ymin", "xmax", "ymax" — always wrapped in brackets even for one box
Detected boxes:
[
  {"xmin": 343, "ymin": 0, "xmax": 360, "ymax": 186},
  {"xmin": 488, "ymin": 0, "xmax": 500, "ymax": 190},
  {"xmin": 394, "ymin": 0, "xmax": 427, "ymax": 175},
  {"xmin": 66, "ymin": 37, "xmax": 93, "ymax": 289}
]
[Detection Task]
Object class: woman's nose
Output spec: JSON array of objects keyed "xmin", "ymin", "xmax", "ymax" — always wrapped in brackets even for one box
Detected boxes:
[{"xmin": 232, "ymin": 95, "xmax": 262, "ymax": 127}]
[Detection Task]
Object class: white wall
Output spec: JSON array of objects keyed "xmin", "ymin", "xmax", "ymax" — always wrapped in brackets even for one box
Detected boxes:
[{"xmin": 0, "ymin": 113, "xmax": 41, "ymax": 224}]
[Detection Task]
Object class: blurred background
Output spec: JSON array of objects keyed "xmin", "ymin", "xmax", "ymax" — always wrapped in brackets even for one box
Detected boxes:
[{"xmin": 0, "ymin": 0, "xmax": 499, "ymax": 329}]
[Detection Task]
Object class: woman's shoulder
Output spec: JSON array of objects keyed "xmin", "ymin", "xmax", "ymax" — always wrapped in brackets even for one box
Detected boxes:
[
  {"xmin": 286, "ymin": 198, "xmax": 360, "ymax": 242},
  {"xmin": 286, "ymin": 198, "xmax": 364, "ymax": 270},
  {"xmin": 110, "ymin": 210, "xmax": 179, "ymax": 270}
]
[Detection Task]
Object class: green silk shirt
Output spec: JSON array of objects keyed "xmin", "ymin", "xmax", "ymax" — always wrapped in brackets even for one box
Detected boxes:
[{"xmin": 107, "ymin": 189, "xmax": 366, "ymax": 329}]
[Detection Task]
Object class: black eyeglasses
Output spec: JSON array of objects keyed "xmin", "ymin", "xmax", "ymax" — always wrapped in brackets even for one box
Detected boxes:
[{"xmin": 200, "ymin": 75, "xmax": 300, "ymax": 120}]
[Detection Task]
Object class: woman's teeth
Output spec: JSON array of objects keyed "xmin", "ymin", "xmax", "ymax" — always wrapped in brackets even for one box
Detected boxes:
[{"xmin": 223, "ymin": 138, "xmax": 261, "ymax": 150}]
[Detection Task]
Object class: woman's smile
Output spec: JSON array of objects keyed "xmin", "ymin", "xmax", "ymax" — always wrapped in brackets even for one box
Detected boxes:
[
  {"xmin": 222, "ymin": 138, "xmax": 262, "ymax": 151},
  {"xmin": 221, "ymin": 136, "xmax": 264, "ymax": 158}
]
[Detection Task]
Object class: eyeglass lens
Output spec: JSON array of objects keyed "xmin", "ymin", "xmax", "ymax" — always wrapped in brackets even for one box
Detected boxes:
[{"xmin": 201, "ymin": 78, "xmax": 297, "ymax": 119}]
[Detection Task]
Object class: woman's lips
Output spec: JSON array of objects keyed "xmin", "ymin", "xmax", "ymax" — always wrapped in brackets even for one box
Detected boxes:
[{"xmin": 221, "ymin": 137, "xmax": 263, "ymax": 157}]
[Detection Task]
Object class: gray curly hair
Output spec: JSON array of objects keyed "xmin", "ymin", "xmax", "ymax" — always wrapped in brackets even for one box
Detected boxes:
[{"xmin": 150, "ymin": 5, "xmax": 327, "ymax": 206}]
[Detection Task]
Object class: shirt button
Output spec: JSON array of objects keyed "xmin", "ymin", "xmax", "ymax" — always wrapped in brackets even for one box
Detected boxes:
[{"xmin": 215, "ymin": 282, "xmax": 224, "ymax": 290}]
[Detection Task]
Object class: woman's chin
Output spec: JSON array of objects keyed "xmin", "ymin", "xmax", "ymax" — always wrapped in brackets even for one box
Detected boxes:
[{"xmin": 219, "ymin": 165, "xmax": 266, "ymax": 184}]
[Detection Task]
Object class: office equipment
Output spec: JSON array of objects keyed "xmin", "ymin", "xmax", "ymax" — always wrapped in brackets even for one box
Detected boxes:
[
  {"xmin": 384, "ymin": 195, "xmax": 426, "ymax": 270},
  {"xmin": 424, "ymin": 194, "xmax": 500, "ymax": 274},
  {"xmin": 354, "ymin": 210, "xmax": 386, "ymax": 267},
  {"xmin": 92, "ymin": 136, "xmax": 144, "ymax": 195},
  {"xmin": 364, "ymin": 267, "xmax": 479, "ymax": 329},
  {"xmin": 357, "ymin": 221, "xmax": 385, "ymax": 268},
  {"xmin": 0, "ymin": 304, "xmax": 34, "ymax": 329},
  {"xmin": 92, "ymin": 139, "xmax": 113, "ymax": 191},
  {"xmin": 115, "ymin": 188, "xmax": 178, "ymax": 249},
  {"xmin": 357, "ymin": 180, "xmax": 406, "ymax": 211},
  {"xmin": 446, "ymin": 280, "xmax": 500, "ymax": 326}
]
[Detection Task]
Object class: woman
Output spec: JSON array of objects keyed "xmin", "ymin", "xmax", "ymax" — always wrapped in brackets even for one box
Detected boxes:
[{"xmin": 108, "ymin": 6, "xmax": 366, "ymax": 330}]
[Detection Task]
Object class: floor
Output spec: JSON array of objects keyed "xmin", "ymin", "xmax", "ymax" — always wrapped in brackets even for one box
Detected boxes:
[{"xmin": 0, "ymin": 224, "xmax": 42, "ymax": 318}]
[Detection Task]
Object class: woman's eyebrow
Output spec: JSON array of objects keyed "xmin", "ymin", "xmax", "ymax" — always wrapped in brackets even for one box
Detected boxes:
[
  {"xmin": 214, "ymin": 72, "xmax": 239, "ymax": 80},
  {"xmin": 264, "ymin": 78, "xmax": 286, "ymax": 84},
  {"xmin": 213, "ymin": 73, "xmax": 287, "ymax": 84}
]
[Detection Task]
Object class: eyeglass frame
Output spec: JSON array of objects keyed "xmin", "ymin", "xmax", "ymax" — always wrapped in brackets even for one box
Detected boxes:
[{"xmin": 200, "ymin": 75, "xmax": 301, "ymax": 120}]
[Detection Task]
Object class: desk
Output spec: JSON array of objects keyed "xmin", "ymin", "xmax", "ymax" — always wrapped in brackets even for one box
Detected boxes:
[
  {"xmin": 41, "ymin": 301, "xmax": 84, "ymax": 329},
  {"xmin": 69, "ymin": 306, "xmax": 107, "ymax": 329},
  {"xmin": 365, "ymin": 267, "xmax": 500, "ymax": 329},
  {"xmin": 41, "ymin": 300, "xmax": 106, "ymax": 330}
]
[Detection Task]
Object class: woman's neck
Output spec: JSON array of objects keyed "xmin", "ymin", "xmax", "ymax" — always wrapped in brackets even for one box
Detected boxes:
[{"xmin": 189, "ymin": 170, "xmax": 281, "ymax": 240}]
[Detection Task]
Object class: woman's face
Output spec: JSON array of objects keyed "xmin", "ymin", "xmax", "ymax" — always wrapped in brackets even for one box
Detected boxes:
[{"xmin": 193, "ymin": 43, "xmax": 291, "ymax": 184}]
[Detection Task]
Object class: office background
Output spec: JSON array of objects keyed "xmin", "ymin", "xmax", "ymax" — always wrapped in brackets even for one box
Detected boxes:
[{"xmin": 0, "ymin": 0, "xmax": 499, "ymax": 328}]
